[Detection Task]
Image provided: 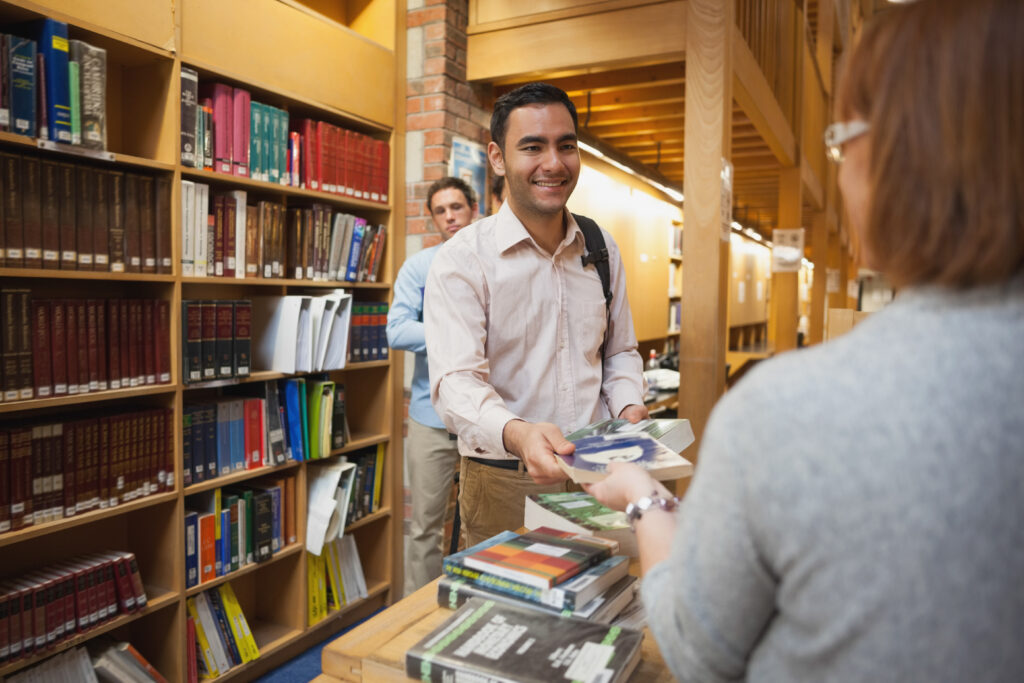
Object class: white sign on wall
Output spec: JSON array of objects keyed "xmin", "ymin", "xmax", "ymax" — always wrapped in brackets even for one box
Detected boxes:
[{"xmin": 771, "ymin": 228, "xmax": 805, "ymax": 272}]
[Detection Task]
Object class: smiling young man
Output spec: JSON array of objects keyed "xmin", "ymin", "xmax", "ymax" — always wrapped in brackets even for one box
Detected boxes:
[
  {"xmin": 423, "ymin": 83, "xmax": 648, "ymax": 544},
  {"xmin": 387, "ymin": 176, "xmax": 477, "ymax": 594}
]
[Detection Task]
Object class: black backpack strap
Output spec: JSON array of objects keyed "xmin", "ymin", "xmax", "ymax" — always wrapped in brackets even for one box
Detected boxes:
[{"xmin": 573, "ymin": 213, "xmax": 613, "ymax": 316}]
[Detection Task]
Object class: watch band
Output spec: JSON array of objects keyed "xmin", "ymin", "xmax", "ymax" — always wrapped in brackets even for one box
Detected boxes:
[{"xmin": 625, "ymin": 493, "xmax": 679, "ymax": 530}]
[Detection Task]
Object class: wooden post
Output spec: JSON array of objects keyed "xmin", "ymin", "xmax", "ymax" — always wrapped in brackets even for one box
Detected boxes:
[
  {"xmin": 808, "ymin": 210, "xmax": 828, "ymax": 344},
  {"xmin": 679, "ymin": 0, "xmax": 733, "ymax": 469},
  {"xmin": 817, "ymin": 0, "xmax": 835, "ymax": 95},
  {"xmin": 770, "ymin": 165, "xmax": 802, "ymax": 352}
]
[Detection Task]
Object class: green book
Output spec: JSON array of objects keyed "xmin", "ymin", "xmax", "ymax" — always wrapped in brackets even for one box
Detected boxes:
[
  {"xmin": 524, "ymin": 491, "xmax": 637, "ymax": 557},
  {"xmin": 306, "ymin": 379, "xmax": 335, "ymax": 460},
  {"xmin": 225, "ymin": 494, "xmax": 240, "ymax": 573},
  {"xmin": 68, "ymin": 60, "xmax": 81, "ymax": 144}
]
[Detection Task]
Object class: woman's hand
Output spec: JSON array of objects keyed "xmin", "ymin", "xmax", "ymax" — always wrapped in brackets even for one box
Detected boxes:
[{"xmin": 585, "ymin": 462, "xmax": 672, "ymax": 511}]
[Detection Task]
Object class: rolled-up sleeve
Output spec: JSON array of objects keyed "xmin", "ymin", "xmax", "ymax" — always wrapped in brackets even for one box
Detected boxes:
[
  {"xmin": 424, "ymin": 242, "xmax": 518, "ymax": 459},
  {"xmin": 600, "ymin": 230, "xmax": 646, "ymax": 417}
]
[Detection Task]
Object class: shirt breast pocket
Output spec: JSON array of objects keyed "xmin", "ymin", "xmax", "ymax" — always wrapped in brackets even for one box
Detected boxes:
[{"xmin": 574, "ymin": 300, "xmax": 608, "ymax": 363}]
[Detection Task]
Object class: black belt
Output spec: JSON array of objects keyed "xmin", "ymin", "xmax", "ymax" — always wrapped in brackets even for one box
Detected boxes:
[{"xmin": 467, "ymin": 456, "xmax": 521, "ymax": 471}]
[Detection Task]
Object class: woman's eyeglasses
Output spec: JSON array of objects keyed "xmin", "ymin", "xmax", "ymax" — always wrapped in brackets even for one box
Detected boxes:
[{"xmin": 824, "ymin": 120, "xmax": 870, "ymax": 163}]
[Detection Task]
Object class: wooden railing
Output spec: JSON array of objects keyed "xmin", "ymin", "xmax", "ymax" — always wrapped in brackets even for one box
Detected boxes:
[{"xmin": 735, "ymin": 0, "xmax": 802, "ymax": 129}]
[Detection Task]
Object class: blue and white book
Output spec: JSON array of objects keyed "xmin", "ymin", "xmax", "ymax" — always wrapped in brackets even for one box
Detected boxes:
[{"xmin": 557, "ymin": 432, "xmax": 693, "ymax": 483}]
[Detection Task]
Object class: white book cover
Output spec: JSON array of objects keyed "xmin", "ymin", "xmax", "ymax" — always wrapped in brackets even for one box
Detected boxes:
[
  {"xmin": 231, "ymin": 190, "xmax": 247, "ymax": 279},
  {"xmin": 193, "ymin": 183, "xmax": 209, "ymax": 277},
  {"xmin": 181, "ymin": 180, "xmax": 195, "ymax": 276}
]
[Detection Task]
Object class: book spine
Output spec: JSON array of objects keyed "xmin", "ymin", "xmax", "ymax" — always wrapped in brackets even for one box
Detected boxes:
[
  {"xmin": 232, "ymin": 88, "xmax": 249, "ymax": 177},
  {"xmin": 74, "ymin": 166, "xmax": 92, "ymax": 269},
  {"xmin": 215, "ymin": 301, "xmax": 234, "ymax": 378},
  {"xmin": 143, "ymin": 299, "xmax": 156, "ymax": 385},
  {"xmin": 39, "ymin": 19, "xmax": 71, "ymax": 143},
  {"xmin": 156, "ymin": 299, "xmax": 170, "ymax": 384},
  {"xmin": 180, "ymin": 67, "xmax": 198, "ymax": 166},
  {"xmin": 213, "ymin": 84, "xmax": 232, "ymax": 174},
  {"xmin": 30, "ymin": 300, "xmax": 52, "ymax": 398},
  {"xmin": 92, "ymin": 169, "xmax": 109, "ymax": 270},
  {"xmin": 40, "ymin": 160, "xmax": 59, "ymax": 268},
  {"xmin": 57, "ymin": 163, "xmax": 76, "ymax": 269},
  {"xmin": 16, "ymin": 290, "xmax": 32, "ymax": 399},
  {"xmin": 139, "ymin": 175, "xmax": 156, "ymax": 273},
  {"xmin": 232, "ymin": 300, "xmax": 251, "ymax": 377},
  {"xmin": 200, "ymin": 301, "xmax": 216, "ymax": 381},
  {"xmin": 69, "ymin": 40, "xmax": 106, "ymax": 150},
  {"xmin": 9, "ymin": 37, "xmax": 36, "ymax": 137},
  {"xmin": 155, "ymin": 176, "xmax": 172, "ymax": 273},
  {"xmin": 2, "ymin": 154, "xmax": 22, "ymax": 268}
]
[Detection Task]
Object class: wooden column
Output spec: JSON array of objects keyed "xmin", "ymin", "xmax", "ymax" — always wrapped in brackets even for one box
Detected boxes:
[
  {"xmin": 808, "ymin": 210, "xmax": 828, "ymax": 344},
  {"xmin": 679, "ymin": 0, "xmax": 732, "ymax": 468},
  {"xmin": 770, "ymin": 165, "xmax": 802, "ymax": 352},
  {"xmin": 816, "ymin": 0, "xmax": 835, "ymax": 95}
]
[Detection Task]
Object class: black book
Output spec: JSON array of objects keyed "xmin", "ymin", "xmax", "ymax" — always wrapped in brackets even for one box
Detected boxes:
[
  {"xmin": 182, "ymin": 407, "xmax": 193, "ymax": 487},
  {"xmin": 331, "ymin": 383, "xmax": 350, "ymax": 450},
  {"xmin": 405, "ymin": 597, "xmax": 643, "ymax": 683},
  {"xmin": 181, "ymin": 300, "xmax": 202, "ymax": 384},
  {"xmin": 253, "ymin": 490, "xmax": 274, "ymax": 562},
  {"xmin": 180, "ymin": 67, "xmax": 198, "ymax": 167},
  {"xmin": 201, "ymin": 404, "xmax": 217, "ymax": 480},
  {"xmin": 200, "ymin": 301, "xmax": 216, "ymax": 381}
]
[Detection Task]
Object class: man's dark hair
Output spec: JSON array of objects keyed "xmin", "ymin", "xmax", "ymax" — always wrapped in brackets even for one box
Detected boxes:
[
  {"xmin": 426, "ymin": 176, "xmax": 477, "ymax": 212},
  {"xmin": 490, "ymin": 82, "xmax": 578, "ymax": 151}
]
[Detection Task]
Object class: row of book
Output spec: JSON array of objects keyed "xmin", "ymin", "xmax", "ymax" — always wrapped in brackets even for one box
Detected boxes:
[
  {"xmin": 0, "ymin": 551, "xmax": 147, "ymax": 664},
  {"xmin": 1, "ymin": 20, "xmax": 106, "ymax": 149},
  {"xmin": 185, "ymin": 479, "xmax": 294, "ymax": 588},
  {"xmin": 182, "ymin": 378, "xmax": 351, "ymax": 487},
  {"xmin": 180, "ymin": 184, "xmax": 386, "ymax": 284},
  {"xmin": 186, "ymin": 582, "xmax": 259, "ymax": 679},
  {"xmin": 304, "ymin": 449, "xmax": 382, "ymax": 563},
  {"xmin": 350, "ymin": 302, "xmax": 390, "ymax": 363},
  {"xmin": 1, "ymin": 292, "xmax": 172, "ymax": 403},
  {"xmin": 307, "ymin": 535, "xmax": 368, "ymax": 626},
  {"xmin": 0, "ymin": 154, "xmax": 171, "ymax": 272},
  {"xmin": 5, "ymin": 640, "xmax": 166, "ymax": 683},
  {"xmin": 250, "ymin": 292, "xmax": 365, "ymax": 374},
  {"xmin": 179, "ymin": 72, "xmax": 389, "ymax": 203},
  {"xmin": 405, "ymin": 528, "xmax": 643, "ymax": 682},
  {"xmin": 180, "ymin": 299, "xmax": 252, "ymax": 384},
  {"xmin": 0, "ymin": 409, "xmax": 175, "ymax": 534}
]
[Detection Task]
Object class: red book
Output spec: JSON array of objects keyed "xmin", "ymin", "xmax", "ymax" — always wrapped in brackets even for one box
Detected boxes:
[
  {"xmin": 215, "ymin": 301, "xmax": 234, "ymax": 378},
  {"xmin": 122, "ymin": 172, "xmax": 140, "ymax": 273},
  {"xmin": 342, "ymin": 129, "xmax": 354, "ymax": 197},
  {"xmin": 64, "ymin": 300, "xmax": 79, "ymax": 396},
  {"xmin": 61, "ymin": 422, "xmax": 76, "ymax": 519},
  {"xmin": 198, "ymin": 513, "xmax": 216, "ymax": 583},
  {"xmin": 30, "ymin": 427, "xmax": 45, "ymax": 524},
  {"xmin": 119, "ymin": 299, "xmax": 130, "ymax": 389},
  {"xmin": 201, "ymin": 83, "xmax": 233, "ymax": 174},
  {"xmin": 243, "ymin": 397, "xmax": 264, "ymax": 469},
  {"xmin": 213, "ymin": 194, "xmax": 225, "ymax": 276},
  {"xmin": 155, "ymin": 176, "xmax": 172, "ymax": 273},
  {"xmin": 316, "ymin": 121, "xmax": 330, "ymax": 192},
  {"xmin": 163, "ymin": 407, "xmax": 174, "ymax": 491},
  {"xmin": 40, "ymin": 161, "xmax": 60, "ymax": 268},
  {"xmin": 95, "ymin": 300, "xmax": 107, "ymax": 391},
  {"xmin": 139, "ymin": 175, "xmax": 156, "ymax": 273},
  {"xmin": 75, "ymin": 166, "xmax": 93, "ymax": 270},
  {"xmin": 30, "ymin": 300, "xmax": 52, "ymax": 398},
  {"xmin": 186, "ymin": 615, "xmax": 199, "ymax": 682},
  {"xmin": 289, "ymin": 131, "xmax": 300, "ymax": 186},
  {"xmin": 299, "ymin": 118, "xmax": 317, "ymax": 190},
  {"xmin": 58, "ymin": 163, "xmax": 77, "ymax": 270},
  {"xmin": 223, "ymin": 195, "xmax": 236, "ymax": 278},
  {"xmin": 156, "ymin": 300, "xmax": 170, "ymax": 384},
  {"xmin": 86, "ymin": 300, "xmax": 99, "ymax": 392},
  {"xmin": 50, "ymin": 301, "xmax": 68, "ymax": 396},
  {"xmin": 0, "ymin": 431, "xmax": 9, "ymax": 533},
  {"xmin": 129, "ymin": 300, "xmax": 143, "ymax": 387},
  {"xmin": 143, "ymin": 299, "xmax": 156, "ymax": 385},
  {"xmin": 75, "ymin": 301, "xmax": 89, "ymax": 394},
  {"xmin": 232, "ymin": 87, "xmax": 250, "ymax": 177},
  {"xmin": 201, "ymin": 301, "xmax": 216, "ymax": 381},
  {"xmin": 106, "ymin": 300, "xmax": 121, "ymax": 390},
  {"xmin": 92, "ymin": 170, "xmax": 110, "ymax": 271}
]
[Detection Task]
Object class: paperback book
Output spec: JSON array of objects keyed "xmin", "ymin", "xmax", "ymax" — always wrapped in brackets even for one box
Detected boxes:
[
  {"xmin": 525, "ymin": 491, "xmax": 637, "ymax": 557},
  {"xmin": 558, "ymin": 432, "xmax": 694, "ymax": 483},
  {"xmin": 566, "ymin": 416, "xmax": 695, "ymax": 455},
  {"xmin": 405, "ymin": 597, "xmax": 643, "ymax": 683}
]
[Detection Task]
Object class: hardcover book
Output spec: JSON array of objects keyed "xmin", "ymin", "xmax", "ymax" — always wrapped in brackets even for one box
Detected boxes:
[
  {"xmin": 405, "ymin": 597, "xmax": 643, "ymax": 683},
  {"xmin": 557, "ymin": 432, "xmax": 694, "ymax": 484},
  {"xmin": 36, "ymin": 19, "xmax": 71, "ymax": 144},
  {"xmin": 68, "ymin": 40, "xmax": 105, "ymax": 150}
]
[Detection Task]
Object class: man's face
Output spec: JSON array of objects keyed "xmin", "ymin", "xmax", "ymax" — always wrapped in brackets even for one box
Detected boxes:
[
  {"xmin": 429, "ymin": 187, "xmax": 476, "ymax": 241},
  {"xmin": 490, "ymin": 103, "xmax": 580, "ymax": 220}
]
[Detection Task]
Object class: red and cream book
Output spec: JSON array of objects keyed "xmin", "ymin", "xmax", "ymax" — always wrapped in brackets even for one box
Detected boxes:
[
  {"xmin": 50, "ymin": 301, "xmax": 68, "ymax": 395},
  {"xmin": 86, "ymin": 299, "xmax": 99, "ymax": 392},
  {"xmin": 95, "ymin": 299, "xmax": 108, "ymax": 390},
  {"xmin": 30, "ymin": 300, "xmax": 52, "ymax": 398},
  {"xmin": 74, "ymin": 300, "xmax": 89, "ymax": 395},
  {"xmin": 232, "ymin": 87, "xmax": 250, "ymax": 177},
  {"xmin": 156, "ymin": 299, "xmax": 171, "ymax": 384},
  {"xmin": 60, "ymin": 421, "xmax": 76, "ymax": 519},
  {"xmin": 118, "ymin": 299, "xmax": 131, "ymax": 389},
  {"xmin": 143, "ymin": 299, "xmax": 156, "ymax": 385},
  {"xmin": 108, "ymin": 171, "xmax": 126, "ymax": 273}
]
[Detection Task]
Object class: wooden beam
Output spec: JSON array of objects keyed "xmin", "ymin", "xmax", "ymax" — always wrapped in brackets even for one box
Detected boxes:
[
  {"xmin": 801, "ymin": 153, "xmax": 824, "ymax": 209},
  {"xmin": 467, "ymin": 2, "xmax": 686, "ymax": 83},
  {"xmin": 680, "ymin": 0, "xmax": 732, "ymax": 479},
  {"xmin": 570, "ymin": 84, "xmax": 684, "ymax": 113},
  {"xmin": 770, "ymin": 166, "xmax": 802, "ymax": 352},
  {"xmin": 593, "ymin": 121, "xmax": 685, "ymax": 138},
  {"xmin": 581, "ymin": 102, "xmax": 685, "ymax": 127},
  {"xmin": 503, "ymin": 62, "xmax": 686, "ymax": 97},
  {"xmin": 732, "ymin": 25, "xmax": 797, "ymax": 166}
]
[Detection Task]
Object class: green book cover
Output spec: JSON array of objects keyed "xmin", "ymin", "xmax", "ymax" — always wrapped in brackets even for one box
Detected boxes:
[
  {"xmin": 306, "ymin": 379, "xmax": 335, "ymax": 460},
  {"xmin": 68, "ymin": 60, "xmax": 80, "ymax": 144},
  {"xmin": 225, "ymin": 494, "xmax": 239, "ymax": 572}
]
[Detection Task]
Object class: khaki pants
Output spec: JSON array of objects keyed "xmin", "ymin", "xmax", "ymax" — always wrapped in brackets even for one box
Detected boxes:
[
  {"xmin": 458, "ymin": 457, "xmax": 576, "ymax": 547},
  {"xmin": 404, "ymin": 420, "xmax": 459, "ymax": 596}
]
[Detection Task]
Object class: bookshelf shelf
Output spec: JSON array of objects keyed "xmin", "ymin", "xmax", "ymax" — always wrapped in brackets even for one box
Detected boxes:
[
  {"xmin": 185, "ymin": 543, "xmax": 303, "ymax": 598},
  {"xmin": 0, "ymin": 133, "xmax": 176, "ymax": 172},
  {"xmin": 0, "ymin": 383, "xmax": 175, "ymax": 414},
  {"xmin": 180, "ymin": 276, "xmax": 364, "ymax": 289},
  {"xmin": 0, "ymin": 491, "xmax": 178, "ymax": 549},
  {"xmin": 181, "ymin": 365, "xmax": 389, "ymax": 392},
  {"xmin": 0, "ymin": 587, "xmax": 178, "ymax": 679},
  {"xmin": 345, "ymin": 507, "xmax": 391, "ymax": 533},
  {"xmin": 332, "ymin": 431, "xmax": 389, "ymax": 455},
  {"xmin": 182, "ymin": 461, "xmax": 301, "ymax": 496},
  {"xmin": 0, "ymin": 268, "xmax": 177, "ymax": 283},
  {"xmin": 180, "ymin": 167, "xmax": 390, "ymax": 213}
]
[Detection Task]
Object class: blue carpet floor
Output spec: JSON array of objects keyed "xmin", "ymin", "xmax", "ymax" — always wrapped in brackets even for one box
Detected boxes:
[{"xmin": 253, "ymin": 608, "xmax": 385, "ymax": 683}]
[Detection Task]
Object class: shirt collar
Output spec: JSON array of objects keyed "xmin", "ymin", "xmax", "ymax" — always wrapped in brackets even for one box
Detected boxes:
[{"xmin": 494, "ymin": 201, "xmax": 585, "ymax": 255}]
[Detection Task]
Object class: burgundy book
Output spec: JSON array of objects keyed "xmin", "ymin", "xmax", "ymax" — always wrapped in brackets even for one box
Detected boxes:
[
  {"xmin": 95, "ymin": 299, "xmax": 107, "ymax": 391},
  {"xmin": 223, "ymin": 193, "xmax": 236, "ymax": 278},
  {"xmin": 47, "ymin": 425, "xmax": 62, "ymax": 522},
  {"xmin": 259, "ymin": 201, "xmax": 271, "ymax": 278},
  {"xmin": 200, "ymin": 301, "xmax": 216, "ymax": 381},
  {"xmin": 118, "ymin": 299, "xmax": 130, "ymax": 389},
  {"xmin": 64, "ymin": 299, "xmax": 79, "ymax": 396},
  {"xmin": 75, "ymin": 300, "xmax": 89, "ymax": 394},
  {"xmin": 121, "ymin": 172, "xmax": 138, "ymax": 273},
  {"xmin": 0, "ymin": 431, "xmax": 8, "ymax": 533},
  {"xmin": 49, "ymin": 301, "xmax": 67, "ymax": 396},
  {"xmin": 30, "ymin": 300, "xmax": 52, "ymax": 398},
  {"xmin": 30, "ymin": 427, "xmax": 45, "ymax": 524},
  {"xmin": 58, "ymin": 163, "xmax": 76, "ymax": 269},
  {"xmin": 156, "ymin": 299, "xmax": 170, "ymax": 384},
  {"xmin": 315, "ymin": 121, "xmax": 328, "ymax": 192},
  {"xmin": 86, "ymin": 300, "xmax": 99, "ymax": 392},
  {"xmin": 215, "ymin": 300, "xmax": 234, "ymax": 378},
  {"xmin": 199, "ymin": 82, "xmax": 233, "ymax": 175},
  {"xmin": 205, "ymin": 212, "xmax": 215, "ymax": 276},
  {"xmin": 87, "ymin": 419, "xmax": 101, "ymax": 511},
  {"xmin": 232, "ymin": 87, "xmax": 250, "ymax": 177},
  {"xmin": 92, "ymin": 169, "xmax": 110, "ymax": 271},
  {"xmin": 212, "ymin": 193, "xmax": 225, "ymax": 276},
  {"xmin": 0, "ymin": 583, "xmax": 12, "ymax": 661},
  {"xmin": 155, "ymin": 176, "xmax": 172, "ymax": 273},
  {"xmin": 245, "ymin": 205, "xmax": 259, "ymax": 277},
  {"xmin": 1, "ymin": 289, "xmax": 18, "ymax": 401},
  {"xmin": 98, "ymin": 417, "xmax": 112, "ymax": 507},
  {"xmin": 139, "ymin": 175, "xmax": 156, "ymax": 273},
  {"xmin": 15, "ymin": 289, "xmax": 32, "ymax": 400},
  {"xmin": 286, "ymin": 207, "xmax": 301, "ymax": 279},
  {"xmin": 2, "ymin": 153, "xmax": 22, "ymax": 267},
  {"xmin": 233, "ymin": 300, "xmax": 251, "ymax": 377},
  {"xmin": 107, "ymin": 170, "xmax": 126, "ymax": 273},
  {"xmin": 75, "ymin": 166, "xmax": 94, "ymax": 270},
  {"xmin": 21, "ymin": 157, "xmax": 42, "ymax": 269},
  {"xmin": 106, "ymin": 300, "xmax": 121, "ymax": 390},
  {"xmin": 40, "ymin": 160, "xmax": 60, "ymax": 269},
  {"xmin": 162, "ymin": 407, "xmax": 174, "ymax": 491},
  {"xmin": 297, "ymin": 118, "xmax": 317, "ymax": 190},
  {"xmin": 143, "ymin": 299, "xmax": 156, "ymax": 385},
  {"xmin": 61, "ymin": 421, "xmax": 75, "ymax": 519},
  {"xmin": 128, "ymin": 300, "xmax": 143, "ymax": 387},
  {"xmin": 9, "ymin": 427, "xmax": 32, "ymax": 530}
]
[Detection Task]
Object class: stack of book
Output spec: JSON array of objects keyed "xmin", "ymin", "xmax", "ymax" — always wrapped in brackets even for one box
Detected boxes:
[
  {"xmin": 4, "ymin": 641, "xmax": 166, "ymax": 683},
  {"xmin": 306, "ymin": 535, "xmax": 368, "ymax": 626},
  {"xmin": 438, "ymin": 527, "xmax": 637, "ymax": 624},
  {"xmin": 186, "ymin": 582, "xmax": 259, "ymax": 679}
]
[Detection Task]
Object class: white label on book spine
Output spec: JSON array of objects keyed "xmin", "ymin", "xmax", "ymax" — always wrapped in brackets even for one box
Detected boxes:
[{"xmin": 565, "ymin": 643, "xmax": 616, "ymax": 681}]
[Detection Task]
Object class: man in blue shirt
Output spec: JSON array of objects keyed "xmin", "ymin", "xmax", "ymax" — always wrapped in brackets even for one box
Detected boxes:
[{"xmin": 388, "ymin": 176, "xmax": 478, "ymax": 595}]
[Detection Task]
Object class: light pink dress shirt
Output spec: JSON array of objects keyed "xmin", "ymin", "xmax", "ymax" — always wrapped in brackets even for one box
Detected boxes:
[{"xmin": 424, "ymin": 202, "xmax": 645, "ymax": 460}]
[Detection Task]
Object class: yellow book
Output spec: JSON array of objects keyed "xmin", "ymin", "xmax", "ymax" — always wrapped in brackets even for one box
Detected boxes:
[
  {"xmin": 307, "ymin": 552, "xmax": 326, "ymax": 626},
  {"xmin": 187, "ymin": 596, "xmax": 220, "ymax": 679},
  {"xmin": 372, "ymin": 444, "xmax": 385, "ymax": 510},
  {"xmin": 217, "ymin": 583, "xmax": 260, "ymax": 662},
  {"xmin": 324, "ymin": 539, "xmax": 343, "ymax": 610}
]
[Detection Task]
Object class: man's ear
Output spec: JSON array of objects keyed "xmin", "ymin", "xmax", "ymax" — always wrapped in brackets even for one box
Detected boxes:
[{"xmin": 487, "ymin": 141, "xmax": 505, "ymax": 176}]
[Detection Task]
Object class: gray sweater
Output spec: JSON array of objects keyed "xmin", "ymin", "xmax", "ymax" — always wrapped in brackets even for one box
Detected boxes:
[{"xmin": 643, "ymin": 278, "xmax": 1024, "ymax": 682}]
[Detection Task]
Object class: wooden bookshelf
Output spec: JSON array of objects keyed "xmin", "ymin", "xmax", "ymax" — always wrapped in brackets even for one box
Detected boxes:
[{"xmin": 0, "ymin": 0, "xmax": 403, "ymax": 680}]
